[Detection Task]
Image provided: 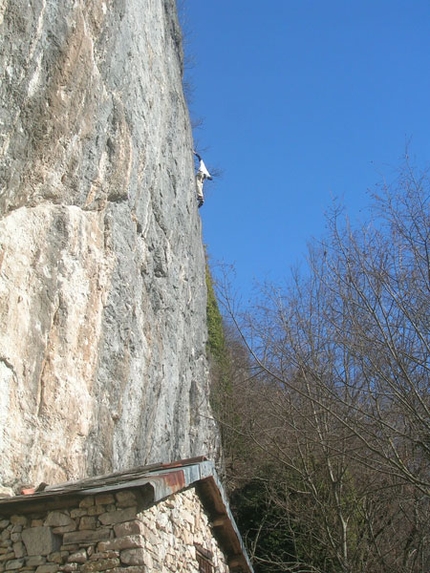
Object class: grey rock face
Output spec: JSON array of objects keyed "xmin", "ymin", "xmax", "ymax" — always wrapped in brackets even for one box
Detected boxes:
[{"xmin": 0, "ymin": 0, "xmax": 218, "ymax": 487}]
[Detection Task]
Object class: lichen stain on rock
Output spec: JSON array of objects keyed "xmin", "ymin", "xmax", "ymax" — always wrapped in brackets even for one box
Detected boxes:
[{"xmin": 22, "ymin": 13, "xmax": 109, "ymax": 208}]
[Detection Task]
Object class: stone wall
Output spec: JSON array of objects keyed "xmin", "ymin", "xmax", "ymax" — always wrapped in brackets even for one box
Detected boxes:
[
  {"xmin": 0, "ymin": 488, "xmax": 229, "ymax": 573},
  {"xmin": 0, "ymin": 0, "xmax": 219, "ymax": 487}
]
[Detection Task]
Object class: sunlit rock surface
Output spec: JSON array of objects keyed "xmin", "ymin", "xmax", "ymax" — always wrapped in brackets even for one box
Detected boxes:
[{"xmin": 0, "ymin": 0, "xmax": 218, "ymax": 488}]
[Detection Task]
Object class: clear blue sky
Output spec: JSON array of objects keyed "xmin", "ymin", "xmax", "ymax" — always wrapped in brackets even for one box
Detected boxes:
[{"xmin": 180, "ymin": 1, "xmax": 430, "ymax": 301}]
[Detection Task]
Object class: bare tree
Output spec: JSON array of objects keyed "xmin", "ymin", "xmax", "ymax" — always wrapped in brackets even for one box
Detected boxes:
[{"xmin": 217, "ymin": 161, "xmax": 430, "ymax": 572}]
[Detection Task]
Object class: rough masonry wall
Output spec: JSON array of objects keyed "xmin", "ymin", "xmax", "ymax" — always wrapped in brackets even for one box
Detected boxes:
[
  {"xmin": 0, "ymin": 0, "xmax": 218, "ymax": 488},
  {"xmin": 0, "ymin": 488, "xmax": 229, "ymax": 573}
]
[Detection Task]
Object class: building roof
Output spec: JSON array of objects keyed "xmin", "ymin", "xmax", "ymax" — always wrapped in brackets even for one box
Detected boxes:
[{"xmin": 0, "ymin": 456, "xmax": 253, "ymax": 573}]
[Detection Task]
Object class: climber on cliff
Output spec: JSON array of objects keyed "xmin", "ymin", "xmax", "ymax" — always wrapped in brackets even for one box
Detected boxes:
[{"xmin": 193, "ymin": 150, "xmax": 212, "ymax": 208}]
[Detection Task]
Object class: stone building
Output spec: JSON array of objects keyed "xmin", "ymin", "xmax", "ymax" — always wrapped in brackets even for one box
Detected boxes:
[{"xmin": 0, "ymin": 458, "xmax": 253, "ymax": 573}]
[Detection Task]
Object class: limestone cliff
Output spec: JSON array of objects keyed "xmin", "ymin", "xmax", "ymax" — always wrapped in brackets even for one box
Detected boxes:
[{"xmin": 0, "ymin": 0, "xmax": 218, "ymax": 488}]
